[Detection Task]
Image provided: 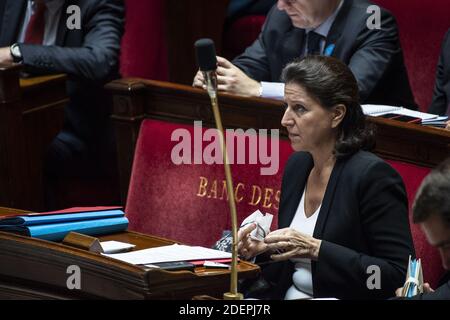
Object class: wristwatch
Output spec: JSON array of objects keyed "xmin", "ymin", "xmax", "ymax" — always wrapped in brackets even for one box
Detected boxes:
[{"xmin": 10, "ymin": 43, "xmax": 23, "ymax": 63}]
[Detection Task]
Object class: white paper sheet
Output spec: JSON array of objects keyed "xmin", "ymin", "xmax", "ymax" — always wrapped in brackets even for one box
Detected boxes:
[
  {"xmin": 240, "ymin": 210, "xmax": 273, "ymax": 241},
  {"xmin": 362, "ymin": 104, "xmax": 439, "ymax": 120},
  {"xmin": 103, "ymin": 244, "xmax": 231, "ymax": 265}
]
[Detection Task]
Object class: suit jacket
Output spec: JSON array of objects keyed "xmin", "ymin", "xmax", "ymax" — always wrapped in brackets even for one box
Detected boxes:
[
  {"xmin": 429, "ymin": 29, "xmax": 450, "ymax": 116},
  {"xmin": 0, "ymin": 0, "xmax": 124, "ymax": 159},
  {"xmin": 233, "ymin": 0, "xmax": 417, "ymax": 109},
  {"xmin": 259, "ymin": 151, "xmax": 415, "ymax": 300}
]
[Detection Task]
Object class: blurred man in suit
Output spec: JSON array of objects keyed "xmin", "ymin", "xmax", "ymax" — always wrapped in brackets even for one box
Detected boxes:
[
  {"xmin": 194, "ymin": 0, "xmax": 416, "ymax": 109},
  {"xmin": 395, "ymin": 158, "xmax": 450, "ymax": 300},
  {"xmin": 428, "ymin": 29, "xmax": 450, "ymax": 130},
  {"xmin": 0, "ymin": 0, "xmax": 124, "ymax": 208}
]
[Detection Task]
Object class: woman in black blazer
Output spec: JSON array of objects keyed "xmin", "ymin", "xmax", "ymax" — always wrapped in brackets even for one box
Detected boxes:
[{"xmin": 238, "ymin": 56, "xmax": 415, "ymax": 299}]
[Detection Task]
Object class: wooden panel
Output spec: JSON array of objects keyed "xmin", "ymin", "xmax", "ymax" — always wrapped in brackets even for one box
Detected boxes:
[
  {"xmin": 166, "ymin": 0, "xmax": 230, "ymax": 84},
  {"xmin": 369, "ymin": 117, "xmax": 450, "ymax": 167},
  {"xmin": 0, "ymin": 64, "xmax": 68, "ymax": 211},
  {"xmin": 106, "ymin": 78, "xmax": 450, "ymax": 202}
]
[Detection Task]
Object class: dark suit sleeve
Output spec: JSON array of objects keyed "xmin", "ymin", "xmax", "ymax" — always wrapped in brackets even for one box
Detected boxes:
[
  {"xmin": 231, "ymin": 6, "xmax": 275, "ymax": 81},
  {"xmin": 316, "ymin": 160, "xmax": 414, "ymax": 299},
  {"xmin": 19, "ymin": 0, "xmax": 124, "ymax": 81},
  {"xmin": 429, "ymin": 30, "xmax": 450, "ymax": 116},
  {"xmin": 347, "ymin": 10, "xmax": 404, "ymax": 104}
]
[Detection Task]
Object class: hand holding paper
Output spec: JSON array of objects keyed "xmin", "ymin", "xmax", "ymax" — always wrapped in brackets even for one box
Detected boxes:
[
  {"xmin": 240, "ymin": 210, "xmax": 273, "ymax": 241},
  {"xmin": 237, "ymin": 223, "xmax": 268, "ymax": 260},
  {"xmin": 400, "ymin": 256, "xmax": 424, "ymax": 298},
  {"xmin": 237, "ymin": 210, "xmax": 274, "ymax": 259}
]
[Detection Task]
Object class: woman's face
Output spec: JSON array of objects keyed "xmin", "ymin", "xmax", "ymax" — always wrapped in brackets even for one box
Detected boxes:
[{"xmin": 281, "ymin": 83, "xmax": 338, "ymax": 153}]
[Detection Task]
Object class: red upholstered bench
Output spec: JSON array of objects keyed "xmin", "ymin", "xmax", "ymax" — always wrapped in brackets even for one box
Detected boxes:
[
  {"xmin": 120, "ymin": 0, "xmax": 169, "ymax": 80},
  {"xmin": 125, "ymin": 119, "xmax": 293, "ymax": 247}
]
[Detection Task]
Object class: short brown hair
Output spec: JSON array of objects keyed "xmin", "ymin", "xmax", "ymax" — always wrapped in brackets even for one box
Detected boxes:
[{"xmin": 413, "ymin": 158, "xmax": 450, "ymax": 226}]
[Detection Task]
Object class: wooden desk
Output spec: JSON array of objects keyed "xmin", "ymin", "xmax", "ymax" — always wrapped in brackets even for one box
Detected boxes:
[
  {"xmin": 0, "ymin": 208, "xmax": 259, "ymax": 300},
  {"xmin": 105, "ymin": 78, "xmax": 450, "ymax": 202},
  {"xmin": 0, "ymin": 64, "xmax": 67, "ymax": 211}
]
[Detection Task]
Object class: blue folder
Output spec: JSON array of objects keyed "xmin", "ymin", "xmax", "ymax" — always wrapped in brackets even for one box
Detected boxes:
[
  {"xmin": 0, "ymin": 209, "xmax": 125, "ymax": 226},
  {"xmin": 0, "ymin": 209, "xmax": 129, "ymax": 241},
  {"xmin": 0, "ymin": 217, "xmax": 129, "ymax": 241}
]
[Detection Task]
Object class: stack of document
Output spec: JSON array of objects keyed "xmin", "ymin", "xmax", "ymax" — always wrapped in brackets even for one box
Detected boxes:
[
  {"xmin": 401, "ymin": 256, "xmax": 424, "ymax": 298},
  {"xmin": 421, "ymin": 116, "xmax": 449, "ymax": 127},
  {"xmin": 0, "ymin": 207, "xmax": 129, "ymax": 242},
  {"xmin": 362, "ymin": 104, "xmax": 448, "ymax": 127}
]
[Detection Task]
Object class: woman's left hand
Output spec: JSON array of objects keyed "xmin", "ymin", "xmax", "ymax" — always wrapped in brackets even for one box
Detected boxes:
[{"xmin": 264, "ymin": 228, "xmax": 322, "ymax": 262}]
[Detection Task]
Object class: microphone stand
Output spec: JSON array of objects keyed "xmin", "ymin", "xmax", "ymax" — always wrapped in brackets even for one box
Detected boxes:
[{"xmin": 204, "ymin": 72, "xmax": 243, "ymax": 300}]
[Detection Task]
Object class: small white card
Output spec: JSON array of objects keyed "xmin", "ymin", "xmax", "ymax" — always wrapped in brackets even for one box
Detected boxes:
[
  {"xmin": 101, "ymin": 241, "xmax": 136, "ymax": 254},
  {"xmin": 103, "ymin": 244, "xmax": 231, "ymax": 265},
  {"xmin": 240, "ymin": 210, "xmax": 273, "ymax": 241}
]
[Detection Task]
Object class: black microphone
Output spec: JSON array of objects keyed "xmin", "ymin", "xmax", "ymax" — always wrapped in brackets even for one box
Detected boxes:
[{"xmin": 194, "ymin": 38, "xmax": 218, "ymax": 99}]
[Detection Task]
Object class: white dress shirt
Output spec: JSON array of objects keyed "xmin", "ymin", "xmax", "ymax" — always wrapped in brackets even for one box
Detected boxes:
[
  {"xmin": 17, "ymin": 0, "xmax": 64, "ymax": 46},
  {"xmin": 284, "ymin": 188, "xmax": 321, "ymax": 300}
]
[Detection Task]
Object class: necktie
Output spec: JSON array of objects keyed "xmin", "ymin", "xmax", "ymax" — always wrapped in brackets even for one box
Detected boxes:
[
  {"xmin": 24, "ymin": 0, "xmax": 46, "ymax": 45},
  {"xmin": 306, "ymin": 31, "xmax": 323, "ymax": 56}
]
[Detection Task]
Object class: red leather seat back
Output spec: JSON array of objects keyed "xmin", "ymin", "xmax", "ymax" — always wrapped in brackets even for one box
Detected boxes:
[
  {"xmin": 223, "ymin": 15, "xmax": 267, "ymax": 59},
  {"xmin": 120, "ymin": 0, "xmax": 169, "ymax": 80},
  {"xmin": 373, "ymin": 0, "xmax": 450, "ymax": 110},
  {"xmin": 386, "ymin": 160, "xmax": 445, "ymax": 288},
  {"xmin": 125, "ymin": 119, "xmax": 293, "ymax": 247}
]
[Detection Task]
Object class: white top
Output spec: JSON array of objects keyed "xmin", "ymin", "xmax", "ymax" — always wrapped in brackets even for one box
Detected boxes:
[{"xmin": 284, "ymin": 188, "xmax": 321, "ymax": 300}]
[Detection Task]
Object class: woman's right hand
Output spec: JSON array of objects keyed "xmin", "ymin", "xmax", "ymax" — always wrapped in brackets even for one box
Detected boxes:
[{"xmin": 237, "ymin": 223, "xmax": 268, "ymax": 260}]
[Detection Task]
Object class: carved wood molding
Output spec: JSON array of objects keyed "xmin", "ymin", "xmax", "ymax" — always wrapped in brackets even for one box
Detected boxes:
[{"xmin": 108, "ymin": 78, "xmax": 450, "ymax": 168}]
